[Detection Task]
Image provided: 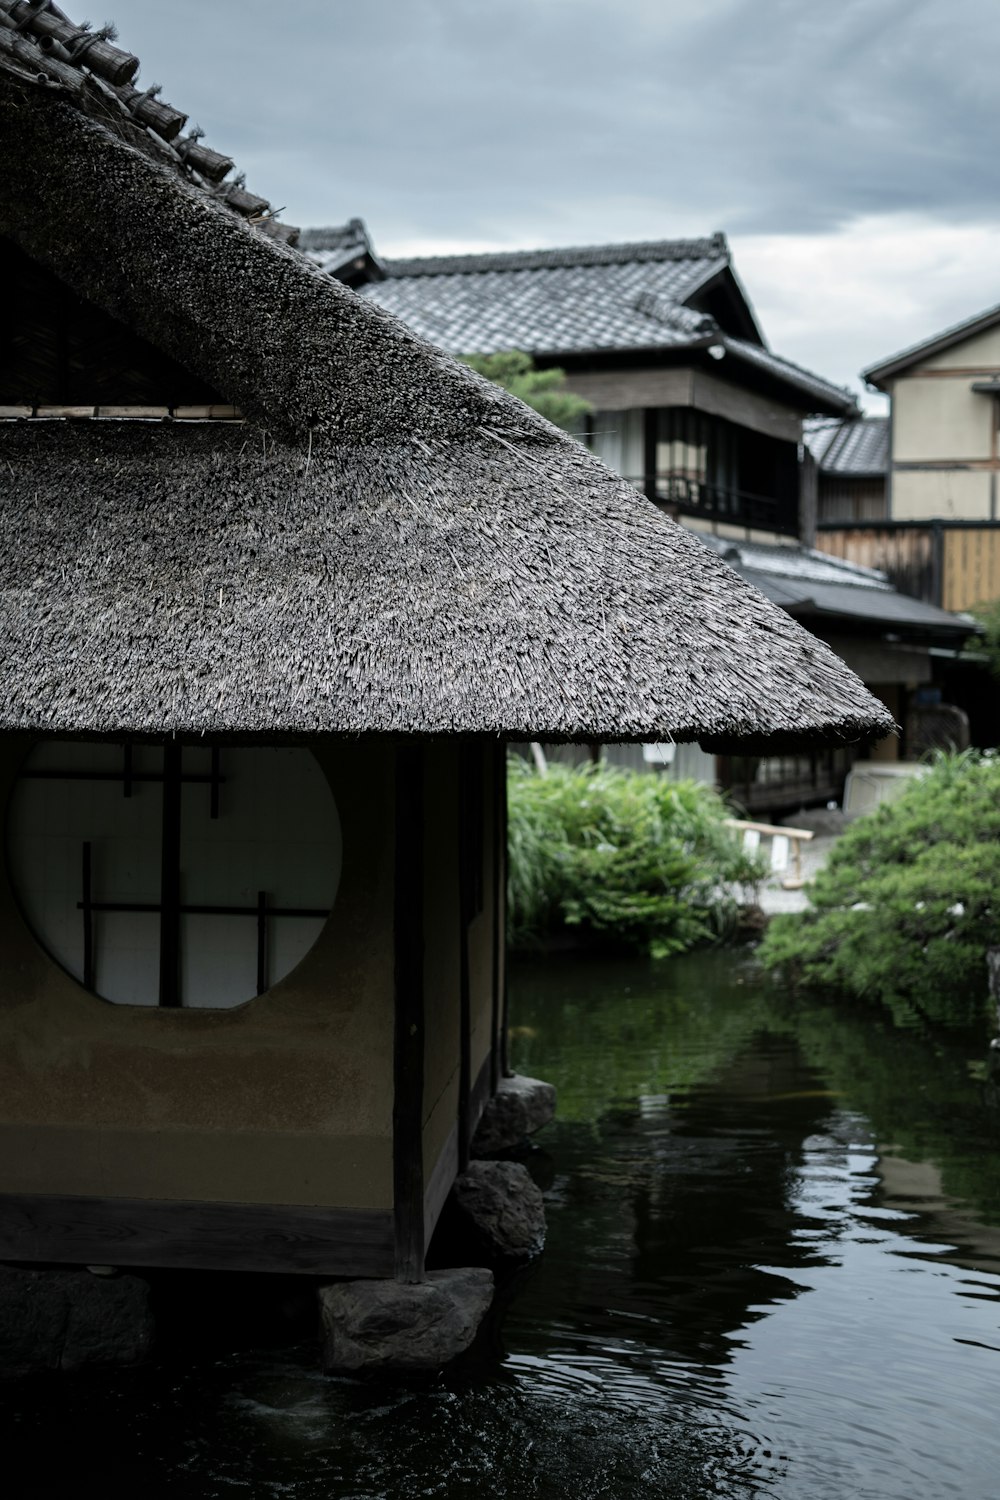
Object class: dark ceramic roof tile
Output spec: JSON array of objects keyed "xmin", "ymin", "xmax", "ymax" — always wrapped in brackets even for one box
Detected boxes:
[
  {"xmin": 350, "ymin": 241, "xmax": 855, "ymax": 414},
  {"xmin": 807, "ymin": 416, "xmax": 889, "ymax": 475}
]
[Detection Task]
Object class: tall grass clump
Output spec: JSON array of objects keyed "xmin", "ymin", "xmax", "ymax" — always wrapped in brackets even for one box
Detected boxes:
[
  {"xmin": 759, "ymin": 750, "xmax": 1000, "ymax": 1028},
  {"xmin": 507, "ymin": 758, "xmax": 763, "ymax": 956}
]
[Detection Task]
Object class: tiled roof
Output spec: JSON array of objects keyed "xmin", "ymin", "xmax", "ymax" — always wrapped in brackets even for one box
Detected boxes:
[
  {"xmin": 0, "ymin": 0, "xmax": 297, "ymax": 242},
  {"xmin": 344, "ymin": 237, "xmax": 856, "ymax": 415},
  {"xmin": 807, "ymin": 416, "xmax": 889, "ymax": 475},
  {"xmin": 298, "ymin": 220, "xmax": 384, "ymax": 283},
  {"xmin": 360, "ymin": 250, "xmax": 724, "ymax": 357},
  {"xmin": 700, "ymin": 535, "xmax": 973, "ymax": 638},
  {"xmin": 382, "ymin": 235, "xmax": 728, "ymax": 276},
  {"xmin": 701, "ymin": 535, "xmax": 890, "ymax": 590}
]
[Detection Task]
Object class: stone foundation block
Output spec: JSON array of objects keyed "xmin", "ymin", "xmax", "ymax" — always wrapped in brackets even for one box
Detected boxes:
[
  {"xmin": 452, "ymin": 1160, "xmax": 546, "ymax": 1261},
  {"xmin": 472, "ymin": 1073, "xmax": 556, "ymax": 1156},
  {"xmin": 0, "ymin": 1265, "xmax": 154, "ymax": 1377},
  {"xmin": 319, "ymin": 1266, "xmax": 494, "ymax": 1372}
]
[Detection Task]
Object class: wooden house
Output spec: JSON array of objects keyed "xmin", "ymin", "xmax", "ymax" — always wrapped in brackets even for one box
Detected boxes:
[
  {"xmin": 318, "ymin": 229, "xmax": 976, "ymax": 808},
  {"xmin": 815, "ymin": 314, "xmax": 1000, "ymax": 615},
  {"xmin": 306, "ymin": 229, "xmax": 859, "ymax": 546},
  {"xmin": 0, "ymin": 9, "xmax": 891, "ymax": 1287}
]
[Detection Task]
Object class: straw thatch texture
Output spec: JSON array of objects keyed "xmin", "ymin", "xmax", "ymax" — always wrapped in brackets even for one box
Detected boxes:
[
  {"xmin": 0, "ymin": 73, "xmax": 894, "ymax": 749},
  {"xmin": 0, "ymin": 421, "xmax": 892, "ymax": 747}
]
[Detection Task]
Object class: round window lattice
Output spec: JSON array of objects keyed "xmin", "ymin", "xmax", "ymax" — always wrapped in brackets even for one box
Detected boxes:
[{"xmin": 5, "ymin": 741, "xmax": 342, "ymax": 1008}]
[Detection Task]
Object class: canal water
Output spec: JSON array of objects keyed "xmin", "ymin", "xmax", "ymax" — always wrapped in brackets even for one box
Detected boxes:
[{"xmin": 5, "ymin": 949, "xmax": 1000, "ymax": 1498}]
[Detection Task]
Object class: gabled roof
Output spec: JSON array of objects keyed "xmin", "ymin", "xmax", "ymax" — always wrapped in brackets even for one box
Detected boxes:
[
  {"xmin": 807, "ymin": 416, "xmax": 889, "ymax": 476},
  {"xmin": 701, "ymin": 537, "xmax": 974, "ymax": 642},
  {"xmin": 299, "ymin": 220, "xmax": 385, "ymax": 288},
  {"xmin": 333, "ymin": 235, "xmax": 857, "ymax": 417},
  {"xmin": 864, "ymin": 304, "xmax": 1000, "ymax": 387},
  {"xmin": 0, "ymin": 22, "xmax": 892, "ymax": 750}
]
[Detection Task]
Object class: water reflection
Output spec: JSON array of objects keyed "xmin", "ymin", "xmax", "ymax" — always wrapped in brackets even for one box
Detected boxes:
[
  {"xmin": 507, "ymin": 950, "xmax": 1000, "ymax": 1498},
  {"xmin": 3, "ymin": 948, "xmax": 1000, "ymax": 1498}
]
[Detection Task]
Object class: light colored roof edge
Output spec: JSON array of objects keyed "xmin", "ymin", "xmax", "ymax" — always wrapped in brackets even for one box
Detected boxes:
[{"xmin": 863, "ymin": 303, "xmax": 1000, "ymax": 386}]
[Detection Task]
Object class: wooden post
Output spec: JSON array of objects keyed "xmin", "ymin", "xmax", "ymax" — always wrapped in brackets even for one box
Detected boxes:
[
  {"xmin": 393, "ymin": 743, "xmax": 425, "ymax": 1283},
  {"xmin": 499, "ymin": 743, "xmax": 512, "ymax": 1079},
  {"xmin": 800, "ymin": 445, "xmax": 818, "ymax": 548},
  {"xmin": 489, "ymin": 742, "xmax": 503, "ymax": 1095},
  {"xmin": 158, "ymin": 740, "xmax": 182, "ymax": 1008},
  {"xmin": 457, "ymin": 746, "xmax": 475, "ymax": 1171}
]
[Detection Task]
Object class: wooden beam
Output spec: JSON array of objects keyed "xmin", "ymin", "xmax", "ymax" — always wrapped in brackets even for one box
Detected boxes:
[
  {"xmin": 393, "ymin": 742, "xmax": 425, "ymax": 1283},
  {"xmin": 0, "ymin": 1193, "xmax": 394, "ymax": 1276}
]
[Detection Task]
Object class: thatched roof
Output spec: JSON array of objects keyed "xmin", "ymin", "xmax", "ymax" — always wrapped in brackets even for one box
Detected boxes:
[{"xmin": 0, "ymin": 39, "xmax": 894, "ymax": 750}]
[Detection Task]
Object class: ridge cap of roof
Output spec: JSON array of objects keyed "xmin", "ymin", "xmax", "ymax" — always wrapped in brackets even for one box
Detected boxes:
[
  {"xmin": 299, "ymin": 219, "xmax": 372, "ymax": 251},
  {"xmin": 380, "ymin": 234, "xmax": 730, "ymax": 279},
  {"xmin": 0, "ymin": 0, "xmax": 297, "ymax": 242}
]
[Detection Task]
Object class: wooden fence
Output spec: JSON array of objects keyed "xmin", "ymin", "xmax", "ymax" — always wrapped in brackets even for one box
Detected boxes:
[{"xmin": 817, "ymin": 521, "xmax": 1000, "ymax": 611}]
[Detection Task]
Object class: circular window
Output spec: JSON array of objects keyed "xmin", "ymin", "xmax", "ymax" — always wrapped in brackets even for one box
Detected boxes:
[{"xmin": 5, "ymin": 741, "xmax": 342, "ymax": 1008}]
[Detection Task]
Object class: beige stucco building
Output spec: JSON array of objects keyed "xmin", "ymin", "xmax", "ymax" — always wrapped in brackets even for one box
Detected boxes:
[{"xmin": 867, "ymin": 314, "xmax": 1000, "ymax": 524}]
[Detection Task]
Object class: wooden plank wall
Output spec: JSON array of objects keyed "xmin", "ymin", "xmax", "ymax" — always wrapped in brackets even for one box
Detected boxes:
[
  {"xmin": 942, "ymin": 529, "xmax": 1000, "ymax": 610},
  {"xmin": 817, "ymin": 527, "xmax": 937, "ymax": 603},
  {"xmin": 817, "ymin": 523, "xmax": 1000, "ymax": 610}
]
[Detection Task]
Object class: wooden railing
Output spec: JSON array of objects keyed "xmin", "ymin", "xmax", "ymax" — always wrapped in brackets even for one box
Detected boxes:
[{"xmin": 619, "ymin": 472, "xmax": 795, "ymax": 534}]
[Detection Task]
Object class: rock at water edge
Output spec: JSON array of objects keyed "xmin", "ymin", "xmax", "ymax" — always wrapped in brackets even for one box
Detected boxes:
[
  {"xmin": 451, "ymin": 1160, "xmax": 546, "ymax": 1261},
  {"xmin": 0, "ymin": 1265, "xmax": 154, "ymax": 1377},
  {"xmin": 472, "ymin": 1073, "xmax": 556, "ymax": 1156},
  {"xmin": 319, "ymin": 1266, "xmax": 494, "ymax": 1372}
]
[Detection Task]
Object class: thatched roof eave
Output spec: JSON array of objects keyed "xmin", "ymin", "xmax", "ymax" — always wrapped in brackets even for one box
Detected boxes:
[
  {"xmin": 0, "ymin": 58, "xmax": 893, "ymax": 752},
  {"xmin": 0, "ymin": 421, "xmax": 895, "ymax": 749}
]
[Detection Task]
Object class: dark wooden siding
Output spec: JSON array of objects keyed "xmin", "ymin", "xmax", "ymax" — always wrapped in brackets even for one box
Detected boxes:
[{"xmin": 0, "ymin": 237, "xmax": 222, "ymax": 407}]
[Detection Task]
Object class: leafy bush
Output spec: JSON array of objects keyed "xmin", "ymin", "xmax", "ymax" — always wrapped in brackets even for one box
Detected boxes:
[
  {"xmin": 759, "ymin": 750, "xmax": 1000, "ymax": 1027},
  {"xmin": 969, "ymin": 596, "xmax": 1000, "ymax": 681},
  {"xmin": 507, "ymin": 758, "xmax": 762, "ymax": 956}
]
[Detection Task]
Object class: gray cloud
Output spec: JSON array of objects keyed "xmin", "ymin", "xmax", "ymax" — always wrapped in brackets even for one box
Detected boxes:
[{"xmin": 106, "ymin": 0, "xmax": 1000, "ymax": 239}]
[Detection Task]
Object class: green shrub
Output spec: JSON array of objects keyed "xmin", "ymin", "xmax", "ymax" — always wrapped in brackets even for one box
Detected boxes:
[
  {"xmin": 758, "ymin": 750, "xmax": 1000, "ymax": 1027},
  {"xmin": 506, "ymin": 758, "xmax": 762, "ymax": 956}
]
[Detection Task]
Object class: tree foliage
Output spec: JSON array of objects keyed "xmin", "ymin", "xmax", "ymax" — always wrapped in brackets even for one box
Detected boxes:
[
  {"xmin": 462, "ymin": 350, "xmax": 592, "ymax": 431},
  {"xmin": 507, "ymin": 759, "xmax": 763, "ymax": 957},
  {"xmin": 758, "ymin": 750, "xmax": 1000, "ymax": 1027},
  {"xmin": 969, "ymin": 596, "xmax": 1000, "ymax": 681}
]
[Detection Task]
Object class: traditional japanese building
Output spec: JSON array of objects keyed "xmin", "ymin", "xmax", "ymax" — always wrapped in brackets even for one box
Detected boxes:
[
  {"xmin": 310, "ymin": 228, "xmax": 975, "ymax": 804},
  {"xmin": 0, "ymin": 6, "xmax": 891, "ymax": 1292}
]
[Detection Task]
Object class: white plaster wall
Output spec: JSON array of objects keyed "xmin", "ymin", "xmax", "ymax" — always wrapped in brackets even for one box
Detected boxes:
[
  {"xmin": 919, "ymin": 324, "xmax": 1000, "ymax": 370},
  {"xmin": 590, "ymin": 409, "xmax": 644, "ymax": 484},
  {"xmin": 893, "ymin": 378, "xmax": 994, "ymax": 462},
  {"xmin": 890, "ymin": 468, "xmax": 993, "ymax": 520}
]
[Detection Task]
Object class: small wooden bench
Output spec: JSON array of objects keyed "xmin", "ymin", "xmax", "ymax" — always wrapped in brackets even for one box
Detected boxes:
[{"xmin": 724, "ymin": 818, "xmax": 815, "ymax": 890}]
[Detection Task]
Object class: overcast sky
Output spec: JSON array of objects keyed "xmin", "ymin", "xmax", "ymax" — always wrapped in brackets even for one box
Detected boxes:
[{"xmin": 106, "ymin": 0, "xmax": 1000, "ymax": 409}]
